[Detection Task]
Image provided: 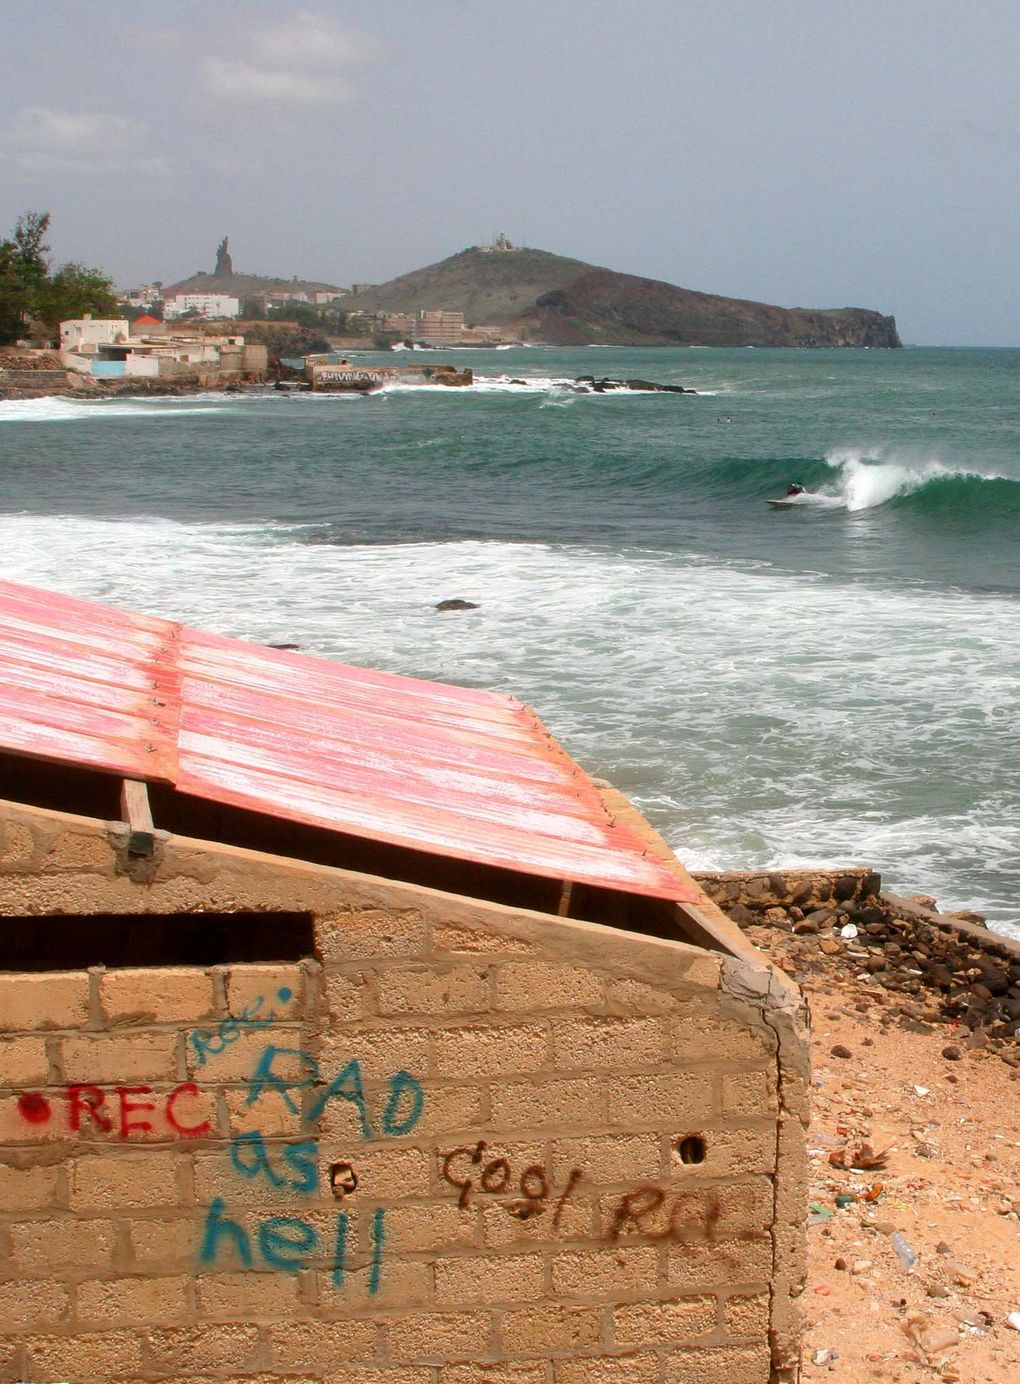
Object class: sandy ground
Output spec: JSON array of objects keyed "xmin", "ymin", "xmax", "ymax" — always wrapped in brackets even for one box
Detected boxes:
[{"xmin": 757, "ymin": 930, "xmax": 1020, "ymax": 1381}]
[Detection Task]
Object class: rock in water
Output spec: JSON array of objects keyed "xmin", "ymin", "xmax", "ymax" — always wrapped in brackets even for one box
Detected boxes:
[{"xmin": 435, "ymin": 599, "xmax": 480, "ymax": 612}]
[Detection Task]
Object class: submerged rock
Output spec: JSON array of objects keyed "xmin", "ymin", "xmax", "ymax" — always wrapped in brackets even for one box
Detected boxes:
[{"xmin": 435, "ymin": 599, "xmax": 480, "ymax": 612}]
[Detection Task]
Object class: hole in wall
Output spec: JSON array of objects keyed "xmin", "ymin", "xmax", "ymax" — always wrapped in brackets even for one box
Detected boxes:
[
  {"xmin": 0, "ymin": 912, "xmax": 316, "ymax": 970},
  {"xmin": 676, "ymin": 1135, "xmax": 708, "ymax": 1165}
]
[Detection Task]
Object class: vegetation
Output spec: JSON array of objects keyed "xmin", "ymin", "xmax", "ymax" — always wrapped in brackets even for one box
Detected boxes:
[{"xmin": 0, "ymin": 211, "xmax": 118, "ymax": 344}]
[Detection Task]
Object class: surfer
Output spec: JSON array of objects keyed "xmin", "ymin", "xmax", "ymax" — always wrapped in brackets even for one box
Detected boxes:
[{"xmin": 785, "ymin": 482, "xmax": 806, "ymax": 497}]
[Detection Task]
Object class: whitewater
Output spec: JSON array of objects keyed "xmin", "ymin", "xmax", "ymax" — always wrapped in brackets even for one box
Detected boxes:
[{"xmin": 1, "ymin": 345, "xmax": 1017, "ymax": 936}]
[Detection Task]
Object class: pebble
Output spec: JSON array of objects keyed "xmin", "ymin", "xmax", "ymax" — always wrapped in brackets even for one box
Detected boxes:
[
  {"xmin": 830, "ymin": 1044, "xmax": 853, "ymax": 1059},
  {"xmin": 1006, "ymin": 1311, "xmax": 1020, "ymax": 1331},
  {"xmin": 942, "ymin": 1044, "xmax": 963, "ymax": 1060}
]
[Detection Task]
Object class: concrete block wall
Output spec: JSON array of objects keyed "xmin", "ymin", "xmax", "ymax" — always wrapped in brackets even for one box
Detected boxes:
[{"xmin": 0, "ymin": 800, "xmax": 809, "ymax": 1382}]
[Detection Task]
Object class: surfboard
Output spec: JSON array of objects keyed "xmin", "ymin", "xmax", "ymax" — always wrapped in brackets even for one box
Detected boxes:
[{"xmin": 766, "ymin": 498, "xmax": 802, "ymax": 507}]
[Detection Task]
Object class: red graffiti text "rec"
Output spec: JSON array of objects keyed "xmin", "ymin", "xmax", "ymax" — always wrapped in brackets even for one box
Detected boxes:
[{"xmin": 15, "ymin": 1084, "xmax": 211, "ymax": 1139}]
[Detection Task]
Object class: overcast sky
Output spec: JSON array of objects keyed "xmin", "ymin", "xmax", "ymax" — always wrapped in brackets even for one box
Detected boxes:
[{"xmin": 1, "ymin": 0, "xmax": 1017, "ymax": 345}]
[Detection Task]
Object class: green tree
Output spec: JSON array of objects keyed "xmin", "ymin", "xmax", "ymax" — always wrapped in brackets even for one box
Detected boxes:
[
  {"xmin": 0, "ymin": 210, "xmax": 117, "ymax": 344},
  {"xmin": 34, "ymin": 263, "xmax": 119, "ymax": 334}
]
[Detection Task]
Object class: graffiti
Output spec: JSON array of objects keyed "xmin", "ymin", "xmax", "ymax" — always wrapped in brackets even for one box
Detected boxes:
[
  {"xmin": 605, "ymin": 1184, "xmax": 722, "ymax": 1243},
  {"xmin": 188, "ymin": 989, "xmax": 292, "ymax": 1068},
  {"xmin": 197, "ymin": 1044, "xmax": 422, "ymax": 1296},
  {"xmin": 199, "ymin": 1195, "xmax": 385, "ymax": 1288},
  {"xmin": 439, "ymin": 1142, "xmax": 584, "ymax": 1225},
  {"xmin": 14, "ymin": 1082, "xmax": 211, "ymax": 1138}
]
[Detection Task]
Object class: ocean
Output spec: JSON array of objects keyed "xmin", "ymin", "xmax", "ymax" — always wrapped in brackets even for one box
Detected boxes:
[{"xmin": 1, "ymin": 346, "xmax": 1017, "ymax": 938}]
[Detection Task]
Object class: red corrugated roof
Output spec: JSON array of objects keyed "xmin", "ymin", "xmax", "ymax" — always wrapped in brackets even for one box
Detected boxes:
[{"xmin": 0, "ymin": 579, "xmax": 700, "ymax": 903}]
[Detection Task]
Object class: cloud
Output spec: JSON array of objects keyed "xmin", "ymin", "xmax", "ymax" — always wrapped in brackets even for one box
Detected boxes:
[
  {"xmin": 0, "ymin": 107, "xmax": 168, "ymax": 175},
  {"xmin": 201, "ymin": 9, "xmax": 374, "ymax": 106}
]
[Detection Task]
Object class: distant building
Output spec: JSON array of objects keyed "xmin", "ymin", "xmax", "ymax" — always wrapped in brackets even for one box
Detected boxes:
[
  {"xmin": 413, "ymin": 310, "xmax": 464, "ymax": 345},
  {"xmin": 59, "ymin": 319, "xmax": 267, "ymax": 381},
  {"xmin": 478, "ymin": 232, "xmax": 516, "ymax": 253},
  {"xmin": 163, "ymin": 294, "xmax": 241, "ymax": 321},
  {"xmin": 60, "ymin": 317, "xmax": 130, "ymax": 352}
]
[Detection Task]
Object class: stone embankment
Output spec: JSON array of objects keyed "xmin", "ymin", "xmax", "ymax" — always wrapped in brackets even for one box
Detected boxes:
[{"xmin": 693, "ymin": 868, "xmax": 1020, "ymax": 1053}]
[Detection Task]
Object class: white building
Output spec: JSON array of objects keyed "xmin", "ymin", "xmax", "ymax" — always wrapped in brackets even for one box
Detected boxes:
[
  {"xmin": 59, "ymin": 317, "xmax": 130, "ymax": 352},
  {"xmin": 163, "ymin": 294, "xmax": 241, "ymax": 321}
]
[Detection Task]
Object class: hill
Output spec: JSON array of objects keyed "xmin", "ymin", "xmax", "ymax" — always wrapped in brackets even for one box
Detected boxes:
[
  {"xmin": 347, "ymin": 246, "xmax": 900, "ymax": 348},
  {"xmin": 346, "ymin": 247, "xmax": 591, "ymax": 326}
]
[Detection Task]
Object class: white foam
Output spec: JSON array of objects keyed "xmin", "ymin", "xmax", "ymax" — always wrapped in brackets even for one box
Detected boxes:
[{"xmin": 823, "ymin": 446, "xmax": 1006, "ymax": 511}]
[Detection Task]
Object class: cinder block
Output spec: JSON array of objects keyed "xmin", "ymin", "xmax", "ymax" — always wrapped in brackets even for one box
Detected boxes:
[
  {"xmin": 315, "ymin": 908, "xmax": 426, "ymax": 963},
  {"xmin": 0, "ymin": 1160, "xmax": 61, "ymax": 1211},
  {"xmin": 480, "ymin": 1195, "xmax": 592, "ymax": 1250},
  {"xmin": 377, "ymin": 964, "xmax": 491, "ymax": 1017},
  {"xmin": 724, "ymin": 1293, "xmax": 770, "ymax": 1339},
  {"xmin": 224, "ymin": 964, "xmax": 305, "ymax": 1020},
  {"xmin": 550, "ymin": 1017, "xmax": 666, "ymax": 1071},
  {"xmin": 61, "ymin": 1032, "xmax": 179, "ymax": 1084},
  {"xmin": 197, "ymin": 1270, "xmax": 303, "ymax": 1319},
  {"xmin": 550, "ymin": 1246, "xmax": 659, "ymax": 1299},
  {"xmin": 432, "ymin": 920, "xmax": 540, "ymax": 956},
  {"xmin": 225, "ymin": 1086, "xmax": 303, "ymax": 1138},
  {"xmin": 666, "ymin": 1236, "xmax": 772, "ymax": 1291},
  {"xmin": 604, "ymin": 1071, "xmax": 714, "ymax": 1126},
  {"xmin": 554, "ymin": 1354, "xmax": 660, "ymax": 1382},
  {"xmin": 500, "ymin": 1303, "xmax": 602, "ymax": 1354},
  {"xmin": 70, "ymin": 1151, "xmax": 184, "ymax": 1210},
  {"xmin": 99, "ymin": 968, "xmax": 216, "ymax": 1025},
  {"xmin": 269, "ymin": 1318, "xmax": 378, "ymax": 1369},
  {"xmin": 386, "ymin": 1309, "xmax": 495, "ymax": 1363},
  {"xmin": 493, "ymin": 961, "xmax": 604, "ymax": 1012},
  {"xmin": 127, "ymin": 1216, "xmax": 199, "ymax": 1269},
  {"xmin": 433, "ymin": 1023, "xmax": 549, "ymax": 1078},
  {"xmin": 612, "ymin": 1296, "xmax": 717, "ymax": 1347},
  {"xmin": 9, "ymin": 1216, "xmax": 117, "ymax": 1272},
  {"xmin": 326, "ymin": 1370, "xmax": 432, "ymax": 1384},
  {"xmin": 23, "ymin": 1330, "xmax": 144, "ymax": 1380},
  {"xmin": 667, "ymin": 1124, "xmax": 775, "ymax": 1179},
  {"xmin": 434, "ymin": 1252, "xmax": 545, "ymax": 1305},
  {"xmin": 671, "ymin": 1012, "xmax": 775, "ymax": 1063},
  {"xmin": 0, "ymin": 1277, "xmax": 70, "ymax": 1328},
  {"xmin": 0, "ymin": 1034, "xmax": 50, "ymax": 1085},
  {"xmin": 0, "ymin": 973, "xmax": 89, "ymax": 1031},
  {"xmin": 662, "ymin": 1344, "xmax": 771, "ymax": 1383},
  {"xmin": 552, "ymin": 1133, "xmax": 661, "ymax": 1184},
  {"xmin": 184, "ymin": 1024, "xmax": 307, "ymax": 1081},
  {"xmin": 324, "ymin": 971, "xmax": 367, "ymax": 1021},
  {"xmin": 349, "ymin": 1145, "xmax": 432, "ymax": 1199},
  {"xmin": 144, "ymin": 1324, "xmax": 262, "ymax": 1373},
  {"xmin": 77, "ymin": 1273, "xmax": 191, "ymax": 1324},
  {"xmin": 0, "ymin": 1093, "xmax": 67, "ymax": 1144},
  {"xmin": 382, "ymin": 1199, "xmax": 479, "ymax": 1254},
  {"xmin": 318, "ymin": 1025, "xmax": 431, "ymax": 1080},
  {"xmin": 721, "ymin": 1070, "xmax": 778, "ymax": 1118},
  {"xmin": 318, "ymin": 1258, "xmax": 432, "ymax": 1311},
  {"xmin": 490, "ymin": 1077, "xmax": 604, "ymax": 1131},
  {"xmin": 444, "ymin": 1365, "xmax": 547, "ymax": 1383}
]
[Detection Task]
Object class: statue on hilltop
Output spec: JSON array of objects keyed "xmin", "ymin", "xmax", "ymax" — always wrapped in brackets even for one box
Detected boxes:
[{"xmin": 214, "ymin": 237, "xmax": 233, "ymax": 276}]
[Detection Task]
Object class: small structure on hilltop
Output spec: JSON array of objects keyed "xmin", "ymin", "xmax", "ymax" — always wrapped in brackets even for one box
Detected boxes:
[{"xmin": 0, "ymin": 578, "xmax": 808, "ymax": 1383}]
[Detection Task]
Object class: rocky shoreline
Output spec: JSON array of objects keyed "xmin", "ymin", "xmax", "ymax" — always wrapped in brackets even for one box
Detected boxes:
[{"xmin": 694, "ymin": 866, "xmax": 1020, "ymax": 1053}]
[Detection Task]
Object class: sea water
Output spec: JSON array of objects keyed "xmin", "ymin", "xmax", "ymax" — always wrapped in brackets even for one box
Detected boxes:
[{"xmin": 1, "ymin": 347, "xmax": 1017, "ymax": 936}]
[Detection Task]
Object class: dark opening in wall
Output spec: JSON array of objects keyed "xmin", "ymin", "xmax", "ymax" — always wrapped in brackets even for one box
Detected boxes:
[{"xmin": 0, "ymin": 912, "xmax": 315, "ymax": 971}]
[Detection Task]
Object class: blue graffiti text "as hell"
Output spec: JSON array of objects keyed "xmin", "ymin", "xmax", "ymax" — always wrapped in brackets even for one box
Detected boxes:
[{"xmin": 199, "ymin": 1045, "xmax": 424, "ymax": 1293}]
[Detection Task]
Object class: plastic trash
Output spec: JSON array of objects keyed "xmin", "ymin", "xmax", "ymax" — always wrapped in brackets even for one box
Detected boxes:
[{"xmin": 890, "ymin": 1231, "xmax": 917, "ymax": 1271}]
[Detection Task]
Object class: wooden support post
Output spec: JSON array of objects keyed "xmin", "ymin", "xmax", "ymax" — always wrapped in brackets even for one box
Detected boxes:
[
  {"xmin": 120, "ymin": 779, "xmax": 156, "ymax": 858},
  {"xmin": 557, "ymin": 880, "xmax": 574, "ymax": 917}
]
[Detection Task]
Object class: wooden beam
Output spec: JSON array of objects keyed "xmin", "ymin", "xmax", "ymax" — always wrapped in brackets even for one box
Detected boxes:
[{"xmin": 120, "ymin": 778, "xmax": 154, "ymax": 833}]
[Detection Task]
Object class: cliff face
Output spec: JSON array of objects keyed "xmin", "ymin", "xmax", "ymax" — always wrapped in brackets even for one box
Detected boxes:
[{"xmin": 516, "ymin": 268, "xmax": 901, "ymax": 348}]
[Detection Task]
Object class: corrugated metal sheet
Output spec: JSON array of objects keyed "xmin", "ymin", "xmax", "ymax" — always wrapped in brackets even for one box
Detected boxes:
[{"xmin": 0, "ymin": 579, "xmax": 700, "ymax": 903}]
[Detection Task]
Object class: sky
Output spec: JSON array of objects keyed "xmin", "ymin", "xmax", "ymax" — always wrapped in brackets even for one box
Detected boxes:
[{"xmin": 1, "ymin": 0, "xmax": 1018, "ymax": 345}]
